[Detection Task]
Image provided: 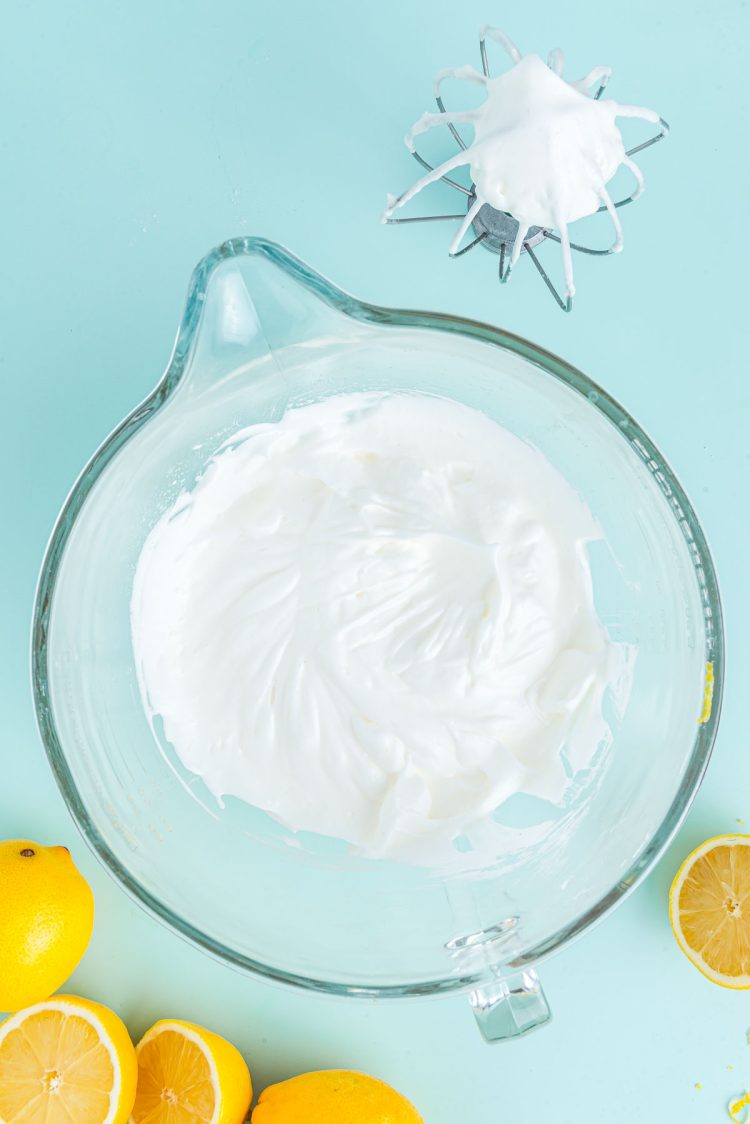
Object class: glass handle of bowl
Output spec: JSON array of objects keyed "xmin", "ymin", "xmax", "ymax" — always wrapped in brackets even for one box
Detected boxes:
[{"xmin": 469, "ymin": 968, "xmax": 551, "ymax": 1042}]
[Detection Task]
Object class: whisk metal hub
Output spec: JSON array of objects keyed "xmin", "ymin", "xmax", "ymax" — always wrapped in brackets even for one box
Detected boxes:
[{"xmin": 469, "ymin": 198, "xmax": 547, "ymax": 255}]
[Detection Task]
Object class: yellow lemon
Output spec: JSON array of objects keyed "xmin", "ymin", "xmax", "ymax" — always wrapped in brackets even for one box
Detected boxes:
[
  {"xmin": 669, "ymin": 833, "xmax": 750, "ymax": 987},
  {"xmin": 729, "ymin": 1091, "xmax": 750, "ymax": 1121},
  {"xmin": 130, "ymin": 1018, "xmax": 252, "ymax": 1124},
  {"xmin": 0, "ymin": 838, "xmax": 95, "ymax": 1012},
  {"xmin": 251, "ymin": 1070, "xmax": 423, "ymax": 1124},
  {"xmin": 0, "ymin": 993, "xmax": 137, "ymax": 1123}
]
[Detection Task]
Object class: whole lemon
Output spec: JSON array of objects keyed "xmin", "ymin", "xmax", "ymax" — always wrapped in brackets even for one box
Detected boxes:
[
  {"xmin": 252, "ymin": 1070, "xmax": 423, "ymax": 1124},
  {"xmin": 0, "ymin": 839, "xmax": 94, "ymax": 1013}
]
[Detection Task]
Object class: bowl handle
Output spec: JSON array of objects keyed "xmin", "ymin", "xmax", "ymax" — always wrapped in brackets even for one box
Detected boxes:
[{"xmin": 469, "ymin": 968, "xmax": 551, "ymax": 1042}]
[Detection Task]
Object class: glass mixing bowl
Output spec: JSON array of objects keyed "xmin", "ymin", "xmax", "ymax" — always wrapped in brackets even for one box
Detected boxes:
[{"xmin": 33, "ymin": 239, "xmax": 723, "ymax": 1041}]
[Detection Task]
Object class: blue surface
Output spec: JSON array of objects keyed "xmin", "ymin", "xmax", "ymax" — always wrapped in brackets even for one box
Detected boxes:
[{"xmin": 1, "ymin": 1, "xmax": 749, "ymax": 1120}]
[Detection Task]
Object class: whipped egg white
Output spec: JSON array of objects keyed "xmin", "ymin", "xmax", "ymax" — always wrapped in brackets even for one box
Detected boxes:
[{"xmin": 131, "ymin": 392, "xmax": 625, "ymax": 860}]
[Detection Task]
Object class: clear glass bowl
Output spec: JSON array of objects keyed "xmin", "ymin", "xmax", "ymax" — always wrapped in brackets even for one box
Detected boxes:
[{"xmin": 33, "ymin": 239, "xmax": 723, "ymax": 1040}]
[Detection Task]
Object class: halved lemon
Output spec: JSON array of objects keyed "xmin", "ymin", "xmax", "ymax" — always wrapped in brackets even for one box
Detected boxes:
[
  {"xmin": 669, "ymin": 834, "xmax": 750, "ymax": 987},
  {"xmin": 0, "ymin": 994, "xmax": 137, "ymax": 1123},
  {"xmin": 130, "ymin": 1018, "xmax": 252, "ymax": 1124}
]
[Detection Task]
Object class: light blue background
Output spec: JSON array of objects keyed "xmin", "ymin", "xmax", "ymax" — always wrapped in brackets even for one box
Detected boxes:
[{"xmin": 1, "ymin": 2, "xmax": 749, "ymax": 1120}]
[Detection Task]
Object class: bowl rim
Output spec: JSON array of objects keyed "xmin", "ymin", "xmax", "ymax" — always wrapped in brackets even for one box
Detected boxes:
[{"xmin": 31, "ymin": 236, "xmax": 725, "ymax": 999}]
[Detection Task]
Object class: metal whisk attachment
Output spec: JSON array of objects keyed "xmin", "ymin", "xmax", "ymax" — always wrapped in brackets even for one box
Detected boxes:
[{"xmin": 384, "ymin": 26, "xmax": 669, "ymax": 312}]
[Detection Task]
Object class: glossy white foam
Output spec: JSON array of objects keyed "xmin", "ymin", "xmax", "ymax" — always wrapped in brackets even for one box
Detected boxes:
[{"xmin": 132, "ymin": 392, "xmax": 627, "ymax": 861}]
